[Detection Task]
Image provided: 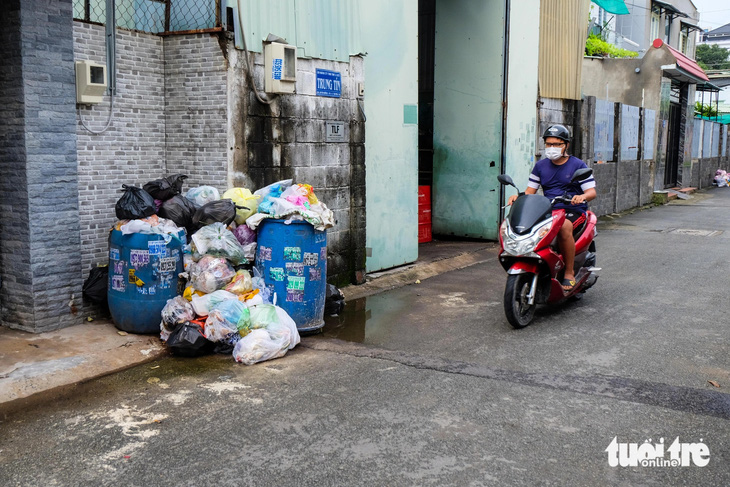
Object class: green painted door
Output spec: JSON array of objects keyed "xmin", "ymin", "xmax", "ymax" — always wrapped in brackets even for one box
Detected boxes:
[
  {"xmin": 361, "ymin": 0, "xmax": 419, "ymax": 272},
  {"xmin": 432, "ymin": 0, "xmax": 505, "ymax": 239}
]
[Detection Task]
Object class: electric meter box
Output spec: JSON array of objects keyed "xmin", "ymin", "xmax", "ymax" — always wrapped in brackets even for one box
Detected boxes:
[
  {"xmin": 75, "ymin": 60, "xmax": 107, "ymax": 104},
  {"xmin": 264, "ymin": 42, "xmax": 297, "ymax": 94}
]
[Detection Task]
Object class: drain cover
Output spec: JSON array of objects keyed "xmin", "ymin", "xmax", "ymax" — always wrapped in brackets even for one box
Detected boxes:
[{"xmin": 668, "ymin": 229, "xmax": 723, "ymax": 237}]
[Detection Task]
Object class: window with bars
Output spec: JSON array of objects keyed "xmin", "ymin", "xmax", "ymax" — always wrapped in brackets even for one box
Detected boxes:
[{"xmin": 72, "ymin": 0, "xmax": 221, "ymax": 34}]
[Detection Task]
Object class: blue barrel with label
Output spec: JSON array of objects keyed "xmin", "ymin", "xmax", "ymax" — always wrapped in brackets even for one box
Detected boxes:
[
  {"xmin": 107, "ymin": 228, "xmax": 186, "ymax": 334},
  {"xmin": 255, "ymin": 219, "xmax": 327, "ymax": 332}
]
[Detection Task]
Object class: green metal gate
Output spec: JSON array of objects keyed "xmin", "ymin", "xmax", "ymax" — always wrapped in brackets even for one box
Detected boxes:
[{"xmin": 432, "ymin": 0, "xmax": 505, "ymax": 239}]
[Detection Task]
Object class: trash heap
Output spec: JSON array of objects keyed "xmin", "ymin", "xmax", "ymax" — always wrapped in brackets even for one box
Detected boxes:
[
  {"xmin": 105, "ymin": 175, "xmax": 337, "ymax": 365},
  {"xmin": 714, "ymin": 169, "xmax": 730, "ymax": 187}
]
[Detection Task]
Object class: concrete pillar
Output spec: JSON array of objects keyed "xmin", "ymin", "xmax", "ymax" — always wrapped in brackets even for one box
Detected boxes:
[{"xmin": 0, "ymin": 0, "xmax": 82, "ymax": 332}]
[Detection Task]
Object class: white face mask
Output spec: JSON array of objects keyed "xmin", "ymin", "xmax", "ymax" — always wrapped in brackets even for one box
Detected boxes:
[{"xmin": 544, "ymin": 147, "xmax": 564, "ymax": 161}]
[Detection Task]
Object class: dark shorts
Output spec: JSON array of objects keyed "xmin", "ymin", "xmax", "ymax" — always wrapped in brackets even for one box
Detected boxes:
[{"xmin": 565, "ymin": 211, "xmax": 587, "ymax": 226}]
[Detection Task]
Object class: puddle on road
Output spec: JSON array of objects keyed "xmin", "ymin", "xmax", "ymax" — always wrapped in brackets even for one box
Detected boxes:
[
  {"xmin": 321, "ymin": 294, "xmax": 413, "ymax": 344},
  {"xmin": 322, "ymin": 297, "xmax": 370, "ymax": 343}
]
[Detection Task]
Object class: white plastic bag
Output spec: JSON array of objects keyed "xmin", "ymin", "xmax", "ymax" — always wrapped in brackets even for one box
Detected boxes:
[
  {"xmin": 192, "ymin": 223, "xmax": 247, "ymax": 265},
  {"xmin": 275, "ymin": 306, "xmax": 300, "ymax": 350},
  {"xmin": 232, "ymin": 305, "xmax": 300, "ymax": 364},
  {"xmin": 204, "ymin": 299, "xmax": 251, "ymax": 345},
  {"xmin": 186, "ymin": 186, "xmax": 220, "ymax": 208},
  {"xmin": 191, "ymin": 289, "xmax": 237, "ymax": 316},
  {"xmin": 233, "ymin": 329, "xmax": 287, "ymax": 365},
  {"xmin": 189, "ymin": 255, "xmax": 236, "ymax": 293}
]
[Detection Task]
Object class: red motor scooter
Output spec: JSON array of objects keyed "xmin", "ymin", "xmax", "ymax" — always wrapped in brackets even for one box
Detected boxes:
[{"xmin": 497, "ymin": 168, "xmax": 599, "ymax": 328}]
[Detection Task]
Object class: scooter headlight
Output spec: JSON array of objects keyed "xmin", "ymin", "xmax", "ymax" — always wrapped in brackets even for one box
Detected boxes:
[{"xmin": 501, "ymin": 217, "xmax": 553, "ymax": 256}]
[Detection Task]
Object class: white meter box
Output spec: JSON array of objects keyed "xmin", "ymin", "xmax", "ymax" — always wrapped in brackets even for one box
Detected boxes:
[
  {"xmin": 75, "ymin": 60, "xmax": 107, "ymax": 104},
  {"xmin": 264, "ymin": 43, "xmax": 297, "ymax": 94}
]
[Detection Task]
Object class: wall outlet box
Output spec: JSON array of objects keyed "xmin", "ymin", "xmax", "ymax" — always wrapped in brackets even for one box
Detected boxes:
[{"xmin": 75, "ymin": 60, "xmax": 107, "ymax": 104}]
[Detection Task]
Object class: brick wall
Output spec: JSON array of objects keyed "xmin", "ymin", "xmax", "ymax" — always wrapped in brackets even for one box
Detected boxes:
[
  {"xmin": 0, "ymin": 0, "xmax": 32, "ymax": 329},
  {"xmin": 242, "ymin": 53, "xmax": 366, "ymax": 286},
  {"xmin": 591, "ymin": 164, "xmax": 616, "ymax": 216},
  {"xmin": 615, "ymin": 161, "xmax": 641, "ymax": 212},
  {"xmin": 74, "ymin": 23, "xmax": 166, "ymax": 309},
  {"xmin": 74, "ymin": 28, "xmax": 365, "ymax": 291},
  {"xmin": 0, "ymin": 0, "xmax": 83, "ymax": 332},
  {"xmin": 164, "ymin": 34, "xmax": 228, "ymax": 189}
]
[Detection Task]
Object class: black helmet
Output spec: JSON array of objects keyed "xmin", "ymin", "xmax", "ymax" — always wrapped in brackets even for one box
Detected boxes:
[{"xmin": 542, "ymin": 124, "xmax": 571, "ymax": 143}]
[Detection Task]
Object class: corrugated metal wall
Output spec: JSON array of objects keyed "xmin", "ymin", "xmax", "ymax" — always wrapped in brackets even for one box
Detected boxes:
[
  {"xmin": 236, "ymin": 0, "xmax": 362, "ymax": 61},
  {"xmin": 539, "ymin": 0, "xmax": 590, "ymax": 100}
]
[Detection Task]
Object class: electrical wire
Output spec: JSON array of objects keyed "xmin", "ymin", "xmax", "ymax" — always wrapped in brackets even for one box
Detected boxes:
[
  {"xmin": 238, "ymin": 5, "xmax": 277, "ymax": 105},
  {"xmin": 78, "ymin": 91, "xmax": 115, "ymax": 134}
]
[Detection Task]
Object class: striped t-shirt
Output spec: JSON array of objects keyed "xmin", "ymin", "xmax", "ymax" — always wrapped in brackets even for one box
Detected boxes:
[{"xmin": 527, "ymin": 156, "xmax": 596, "ymax": 211}]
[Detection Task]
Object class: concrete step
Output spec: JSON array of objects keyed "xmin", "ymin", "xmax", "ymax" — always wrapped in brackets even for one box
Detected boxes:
[
  {"xmin": 652, "ymin": 191, "xmax": 678, "ymax": 204},
  {"xmin": 671, "ymin": 187, "xmax": 697, "ymax": 195}
]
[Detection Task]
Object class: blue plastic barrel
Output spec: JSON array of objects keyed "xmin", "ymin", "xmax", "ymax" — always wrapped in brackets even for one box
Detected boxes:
[
  {"xmin": 255, "ymin": 219, "xmax": 327, "ymax": 332},
  {"xmin": 107, "ymin": 228, "xmax": 185, "ymax": 334}
]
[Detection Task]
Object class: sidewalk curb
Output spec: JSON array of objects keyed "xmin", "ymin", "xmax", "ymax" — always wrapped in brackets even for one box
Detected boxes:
[
  {"xmin": 340, "ymin": 245, "xmax": 500, "ymax": 302},
  {"xmin": 0, "ymin": 324, "xmax": 168, "ymax": 417}
]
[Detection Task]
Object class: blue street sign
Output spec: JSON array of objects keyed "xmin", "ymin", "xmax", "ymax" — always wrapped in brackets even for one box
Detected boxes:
[{"xmin": 316, "ymin": 69, "xmax": 341, "ymax": 98}]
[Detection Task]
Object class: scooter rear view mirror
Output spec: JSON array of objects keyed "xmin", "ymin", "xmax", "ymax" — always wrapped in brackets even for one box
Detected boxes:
[
  {"xmin": 571, "ymin": 168, "xmax": 593, "ymax": 183},
  {"xmin": 497, "ymin": 174, "xmax": 516, "ymax": 188}
]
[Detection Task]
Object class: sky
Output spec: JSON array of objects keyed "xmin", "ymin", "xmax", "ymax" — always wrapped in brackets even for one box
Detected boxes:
[{"xmin": 690, "ymin": 0, "xmax": 730, "ymax": 31}]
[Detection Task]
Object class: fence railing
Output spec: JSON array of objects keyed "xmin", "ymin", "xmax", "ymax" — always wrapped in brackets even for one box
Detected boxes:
[{"xmin": 73, "ymin": 0, "xmax": 222, "ymax": 34}]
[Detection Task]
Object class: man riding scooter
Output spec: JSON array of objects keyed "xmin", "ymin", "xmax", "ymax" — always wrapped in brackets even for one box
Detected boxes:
[{"xmin": 507, "ymin": 124, "xmax": 597, "ymax": 291}]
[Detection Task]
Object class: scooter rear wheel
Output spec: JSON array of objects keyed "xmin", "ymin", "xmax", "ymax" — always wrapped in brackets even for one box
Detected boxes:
[{"xmin": 504, "ymin": 273, "xmax": 536, "ymax": 329}]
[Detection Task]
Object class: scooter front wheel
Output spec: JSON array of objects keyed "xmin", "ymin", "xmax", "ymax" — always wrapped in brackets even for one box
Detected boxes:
[{"xmin": 504, "ymin": 273, "xmax": 536, "ymax": 329}]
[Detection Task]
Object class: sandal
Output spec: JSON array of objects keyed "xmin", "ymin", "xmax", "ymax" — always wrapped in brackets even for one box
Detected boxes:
[{"xmin": 561, "ymin": 278, "xmax": 576, "ymax": 292}]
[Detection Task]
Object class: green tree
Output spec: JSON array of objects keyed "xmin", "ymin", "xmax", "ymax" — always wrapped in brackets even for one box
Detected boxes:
[{"xmin": 696, "ymin": 44, "xmax": 730, "ymax": 70}]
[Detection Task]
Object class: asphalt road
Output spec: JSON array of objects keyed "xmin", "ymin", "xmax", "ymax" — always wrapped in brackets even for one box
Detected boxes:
[{"xmin": 1, "ymin": 189, "xmax": 729, "ymax": 486}]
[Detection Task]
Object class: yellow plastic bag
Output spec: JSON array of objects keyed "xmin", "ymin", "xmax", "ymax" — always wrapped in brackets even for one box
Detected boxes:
[
  {"xmin": 225, "ymin": 270, "xmax": 253, "ymax": 295},
  {"xmin": 183, "ymin": 285, "xmax": 206, "ymax": 302},
  {"xmin": 222, "ymin": 188, "xmax": 260, "ymax": 225}
]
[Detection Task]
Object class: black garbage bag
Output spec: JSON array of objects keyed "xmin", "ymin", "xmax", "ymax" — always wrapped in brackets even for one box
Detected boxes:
[
  {"xmin": 115, "ymin": 184, "xmax": 157, "ymax": 220},
  {"xmin": 325, "ymin": 284, "xmax": 345, "ymax": 316},
  {"xmin": 166, "ymin": 322, "xmax": 215, "ymax": 357},
  {"xmin": 82, "ymin": 266, "xmax": 108, "ymax": 304},
  {"xmin": 143, "ymin": 174, "xmax": 188, "ymax": 201},
  {"xmin": 158, "ymin": 195, "xmax": 197, "ymax": 233},
  {"xmin": 191, "ymin": 199, "xmax": 237, "ymax": 230}
]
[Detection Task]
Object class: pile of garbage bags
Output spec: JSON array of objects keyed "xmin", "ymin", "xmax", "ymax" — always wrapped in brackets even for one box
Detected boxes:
[
  {"xmin": 107, "ymin": 174, "xmax": 339, "ymax": 365},
  {"xmin": 714, "ymin": 169, "xmax": 730, "ymax": 187}
]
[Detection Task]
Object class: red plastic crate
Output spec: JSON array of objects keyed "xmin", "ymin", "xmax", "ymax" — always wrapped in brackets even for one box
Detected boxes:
[
  {"xmin": 418, "ymin": 185, "xmax": 431, "ymax": 206},
  {"xmin": 418, "ymin": 205, "xmax": 431, "ymax": 224},
  {"xmin": 418, "ymin": 222, "xmax": 432, "ymax": 243}
]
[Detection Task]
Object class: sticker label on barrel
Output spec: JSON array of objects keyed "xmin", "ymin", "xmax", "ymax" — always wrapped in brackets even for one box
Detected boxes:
[
  {"xmin": 314, "ymin": 232, "xmax": 326, "ymax": 243},
  {"xmin": 287, "ymin": 276, "xmax": 305, "ymax": 291},
  {"xmin": 286, "ymin": 262, "xmax": 304, "ymax": 276},
  {"xmin": 148, "ymin": 241, "xmax": 166, "ymax": 256},
  {"xmin": 158, "ymin": 257, "xmax": 177, "ymax": 273},
  {"xmin": 269, "ymin": 267, "xmax": 285, "ymax": 282},
  {"xmin": 303, "ymin": 252, "xmax": 318, "ymax": 266},
  {"xmin": 109, "ymin": 248, "xmax": 120, "ymax": 261},
  {"xmin": 130, "ymin": 250, "xmax": 150, "ymax": 268},
  {"xmin": 284, "ymin": 247, "xmax": 302, "ymax": 261},
  {"xmin": 258, "ymin": 246, "xmax": 272, "ymax": 262},
  {"xmin": 113, "ymin": 260, "xmax": 125, "ymax": 275},
  {"xmin": 320, "ymin": 247, "xmax": 327, "ymax": 261},
  {"xmin": 286, "ymin": 290, "xmax": 304, "ymax": 303},
  {"xmin": 111, "ymin": 275, "xmax": 126, "ymax": 292},
  {"xmin": 309, "ymin": 267, "xmax": 322, "ymax": 281}
]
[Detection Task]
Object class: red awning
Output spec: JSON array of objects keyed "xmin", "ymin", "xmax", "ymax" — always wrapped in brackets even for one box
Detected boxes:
[{"xmin": 652, "ymin": 38, "xmax": 709, "ymax": 83}]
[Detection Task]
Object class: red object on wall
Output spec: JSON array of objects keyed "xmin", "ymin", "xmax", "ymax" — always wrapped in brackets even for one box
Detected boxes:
[{"xmin": 418, "ymin": 186, "xmax": 432, "ymax": 243}]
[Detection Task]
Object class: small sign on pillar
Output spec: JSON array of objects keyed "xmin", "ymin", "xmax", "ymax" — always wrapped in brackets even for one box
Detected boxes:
[{"xmin": 326, "ymin": 121, "xmax": 346, "ymax": 142}]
